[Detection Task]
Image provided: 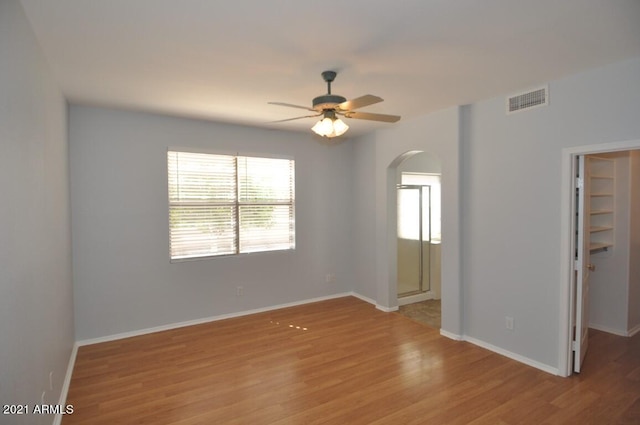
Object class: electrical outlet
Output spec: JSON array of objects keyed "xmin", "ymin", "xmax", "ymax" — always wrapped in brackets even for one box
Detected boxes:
[
  {"xmin": 49, "ymin": 371, "xmax": 54, "ymax": 391},
  {"xmin": 325, "ymin": 274, "xmax": 336, "ymax": 284},
  {"xmin": 505, "ymin": 316, "xmax": 514, "ymax": 331},
  {"xmin": 236, "ymin": 286, "xmax": 243, "ymax": 297}
]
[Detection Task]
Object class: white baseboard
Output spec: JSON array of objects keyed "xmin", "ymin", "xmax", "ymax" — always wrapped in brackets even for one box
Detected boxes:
[
  {"xmin": 350, "ymin": 292, "xmax": 377, "ymax": 306},
  {"xmin": 463, "ymin": 336, "xmax": 559, "ymax": 376},
  {"xmin": 397, "ymin": 291, "xmax": 435, "ymax": 306},
  {"xmin": 439, "ymin": 329, "xmax": 463, "ymax": 341},
  {"xmin": 65, "ymin": 289, "xmax": 565, "ymax": 420},
  {"xmin": 53, "ymin": 343, "xmax": 79, "ymax": 425},
  {"xmin": 588, "ymin": 323, "xmax": 629, "ymax": 337},
  {"xmin": 376, "ymin": 305, "xmax": 399, "ymax": 312},
  {"xmin": 395, "ymin": 310, "xmax": 559, "ymax": 375},
  {"xmin": 356, "ymin": 295, "xmax": 559, "ymax": 376},
  {"xmin": 628, "ymin": 323, "xmax": 640, "ymax": 337},
  {"xmin": 62, "ymin": 292, "xmax": 375, "ymax": 424},
  {"xmin": 349, "ymin": 292, "xmax": 399, "ymax": 312},
  {"xmin": 77, "ymin": 292, "xmax": 354, "ymax": 346}
]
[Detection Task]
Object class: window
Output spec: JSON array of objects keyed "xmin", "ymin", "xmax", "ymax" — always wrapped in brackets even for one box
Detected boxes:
[
  {"xmin": 398, "ymin": 173, "xmax": 441, "ymax": 243},
  {"xmin": 168, "ymin": 150, "xmax": 295, "ymax": 260}
]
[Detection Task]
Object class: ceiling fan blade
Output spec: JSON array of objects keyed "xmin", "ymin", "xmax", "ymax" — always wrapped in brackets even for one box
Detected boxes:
[
  {"xmin": 268, "ymin": 102, "xmax": 315, "ymax": 112},
  {"xmin": 269, "ymin": 113, "xmax": 322, "ymax": 123},
  {"xmin": 345, "ymin": 111, "xmax": 401, "ymax": 123},
  {"xmin": 338, "ymin": 95, "xmax": 383, "ymax": 111}
]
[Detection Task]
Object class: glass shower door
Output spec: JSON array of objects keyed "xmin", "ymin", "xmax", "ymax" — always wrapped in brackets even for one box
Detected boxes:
[{"xmin": 397, "ymin": 185, "xmax": 431, "ymax": 297}]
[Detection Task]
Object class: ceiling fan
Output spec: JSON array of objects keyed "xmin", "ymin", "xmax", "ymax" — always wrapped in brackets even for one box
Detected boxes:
[{"xmin": 269, "ymin": 70, "xmax": 401, "ymax": 138}]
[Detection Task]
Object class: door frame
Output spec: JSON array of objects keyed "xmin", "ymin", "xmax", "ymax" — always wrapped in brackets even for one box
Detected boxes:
[{"xmin": 559, "ymin": 139, "xmax": 640, "ymax": 377}]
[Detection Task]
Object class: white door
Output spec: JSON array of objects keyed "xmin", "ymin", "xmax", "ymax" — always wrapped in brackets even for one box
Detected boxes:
[{"xmin": 574, "ymin": 155, "xmax": 593, "ymax": 373}]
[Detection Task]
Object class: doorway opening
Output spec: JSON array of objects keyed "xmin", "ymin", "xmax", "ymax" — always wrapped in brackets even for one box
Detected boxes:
[
  {"xmin": 560, "ymin": 140, "xmax": 640, "ymax": 377},
  {"xmin": 397, "ymin": 174, "xmax": 441, "ymax": 300},
  {"xmin": 394, "ymin": 152, "xmax": 442, "ymax": 328}
]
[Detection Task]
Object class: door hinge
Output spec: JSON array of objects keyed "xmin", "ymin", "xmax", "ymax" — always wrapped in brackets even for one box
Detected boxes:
[
  {"xmin": 572, "ymin": 340, "xmax": 577, "ymax": 351},
  {"xmin": 574, "ymin": 260, "xmax": 580, "ymax": 271},
  {"xmin": 575, "ymin": 177, "xmax": 584, "ymax": 190}
]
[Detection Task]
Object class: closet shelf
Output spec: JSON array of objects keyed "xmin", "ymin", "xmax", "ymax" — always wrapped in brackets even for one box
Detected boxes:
[
  {"xmin": 586, "ymin": 156, "xmax": 615, "ymax": 254},
  {"xmin": 590, "ymin": 226, "xmax": 613, "ymax": 233},
  {"xmin": 590, "ymin": 242, "xmax": 612, "ymax": 252}
]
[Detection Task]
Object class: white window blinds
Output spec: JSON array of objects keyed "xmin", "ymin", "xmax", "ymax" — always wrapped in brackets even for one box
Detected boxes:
[{"xmin": 168, "ymin": 151, "xmax": 295, "ymax": 260}]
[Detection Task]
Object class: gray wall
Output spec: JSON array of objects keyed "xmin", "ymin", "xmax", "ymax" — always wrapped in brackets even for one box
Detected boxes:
[
  {"xmin": 351, "ymin": 57, "xmax": 640, "ymax": 372},
  {"xmin": 0, "ymin": 0, "xmax": 74, "ymax": 422},
  {"xmin": 461, "ymin": 57, "xmax": 640, "ymax": 368},
  {"xmin": 352, "ymin": 106, "xmax": 462, "ymax": 333},
  {"xmin": 351, "ymin": 137, "xmax": 377, "ymax": 301},
  {"xmin": 69, "ymin": 106, "xmax": 355, "ymax": 341}
]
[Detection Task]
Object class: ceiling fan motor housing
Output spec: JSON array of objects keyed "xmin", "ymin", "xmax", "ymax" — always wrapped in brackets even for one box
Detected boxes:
[
  {"xmin": 312, "ymin": 94, "xmax": 346, "ymax": 111},
  {"xmin": 312, "ymin": 70, "xmax": 345, "ymax": 111}
]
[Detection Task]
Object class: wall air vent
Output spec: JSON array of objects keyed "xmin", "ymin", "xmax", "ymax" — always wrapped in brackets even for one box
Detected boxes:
[{"xmin": 506, "ymin": 86, "xmax": 548, "ymax": 114}]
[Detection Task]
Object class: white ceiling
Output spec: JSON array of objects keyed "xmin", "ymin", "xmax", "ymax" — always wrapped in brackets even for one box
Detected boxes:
[{"xmin": 20, "ymin": 0, "xmax": 640, "ymax": 138}]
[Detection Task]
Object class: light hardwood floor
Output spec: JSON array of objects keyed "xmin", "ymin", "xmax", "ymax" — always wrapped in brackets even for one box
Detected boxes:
[{"xmin": 63, "ymin": 297, "xmax": 640, "ymax": 424}]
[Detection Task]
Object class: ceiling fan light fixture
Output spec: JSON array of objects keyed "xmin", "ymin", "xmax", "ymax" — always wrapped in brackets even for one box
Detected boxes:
[
  {"xmin": 332, "ymin": 118, "xmax": 349, "ymax": 137},
  {"xmin": 311, "ymin": 115, "xmax": 349, "ymax": 138},
  {"xmin": 311, "ymin": 117, "xmax": 331, "ymax": 136}
]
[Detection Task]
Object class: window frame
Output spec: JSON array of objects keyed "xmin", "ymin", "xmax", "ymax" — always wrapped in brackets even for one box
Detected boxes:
[{"xmin": 167, "ymin": 148, "xmax": 296, "ymax": 262}]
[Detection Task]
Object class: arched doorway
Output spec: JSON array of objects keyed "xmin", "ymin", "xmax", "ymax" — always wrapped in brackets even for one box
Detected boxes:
[{"xmin": 388, "ymin": 151, "xmax": 443, "ymax": 328}]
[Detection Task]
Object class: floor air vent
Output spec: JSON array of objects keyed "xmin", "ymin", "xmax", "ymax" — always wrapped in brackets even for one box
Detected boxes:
[{"xmin": 507, "ymin": 86, "xmax": 548, "ymax": 114}]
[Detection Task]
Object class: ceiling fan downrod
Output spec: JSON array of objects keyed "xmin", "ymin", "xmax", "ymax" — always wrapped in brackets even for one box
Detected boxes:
[
  {"xmin": 321, "ymin": 70, "xmax": 337, "ymax": 94},
  {"xmin": 313, "ymin": 71, "xmax": 345, "ymax": 110}
]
